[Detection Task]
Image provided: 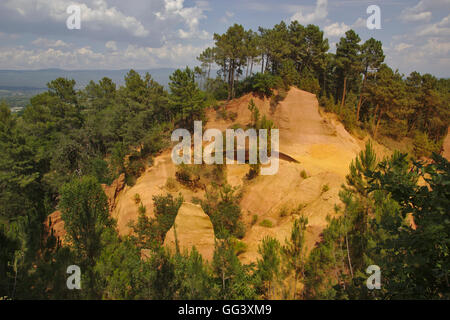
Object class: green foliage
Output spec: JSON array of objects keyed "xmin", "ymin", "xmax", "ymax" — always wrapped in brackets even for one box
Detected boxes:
[
  {"xmin": 212, "ymin": 238, "xmax": 257, "ymax": 299},
  {"xmin": 305, "ymin": 143, "xmax": 450, "ymax": 299},
  {"xmin": 138, "ymin": 203, "xmax": 146, "ymax": 215},
  {"xmin": 256, "ymin": 236, "xmax": 281, "ymax": 299},
  {"xmin": 413, "ymin": 131, "xmax": 440, "ymax": 158},
  {"xmin": 259, "ymin": 219, "xmax": 273, "ymax": 228},
  {"xmin": 169, "ymin": 67, "xmax": 207, "ymax": 128},
  {"xmin": 283, "ymin": 216, "xmax": 308, "ymax": 299},
  {"xmin": 201, "ymin": 184, "xmax": 245, "ymax": 239},
  {"xmin": 152, "ymin": 193, "xmax": 184, "ymax": 242},
  {"xmin": 240, "ymin": 72, "xmax": 277, "ymax": 97},
  {"xmin": 59, "ymin": 176, "xmax": 114, "ymax": 298}
]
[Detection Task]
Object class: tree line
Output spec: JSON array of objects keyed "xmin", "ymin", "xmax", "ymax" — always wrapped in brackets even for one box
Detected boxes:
[{"xmin": 197, "ymin": 22, "xmax": 449, "ymax": 157}]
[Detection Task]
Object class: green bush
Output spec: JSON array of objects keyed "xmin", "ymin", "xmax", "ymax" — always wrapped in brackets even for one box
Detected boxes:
[
  {"xmin": 279, "ymin": 206, "xmax": 289, "ymax": 217},
  {"xmin": 138, "ymin": 203, "xmax": 146, "ymax": 215},
  {"xmin": 413, "ymin": 131, "xmax": 440, "ymax": 158},
  {"xmin": 259, "ymin": 219, "xmax": 273, "ymax": 228},
  {"xmin": 251, "ymin": 214, "xmax": 258, "ymax": 225},
  {"xmin": 321, "ymin": 184, "xmax": 330, "ymax": 193},
  {"xmin": 231, "ymin": 238, "xmax": 248, "ymax": 255},
  {"xmin": 246, "ymin": 164, "xmax": 261, "ymax": 180},
  {"xmin": 165, "ymin": 177, "xmax": 177, "ymax": 191},
  {"xmin": 300, "ymin": 170, "xmax": 308, "ymax": 179},
  {"xmin": 239, "ymin": 72, "xmax": 276, "ymax": 97},
  {"xmin": 134, "ymin": 193, "xmax": 141, "ymax": 204},
  {"xmin": 299, "ymin": 76, "xmax": 320, "ymax": 96}
]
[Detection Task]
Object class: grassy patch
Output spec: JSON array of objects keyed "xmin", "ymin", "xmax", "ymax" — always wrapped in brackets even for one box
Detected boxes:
[{"xmin": 259, "ymin": 219, "xmax": 273, "ymax": 228}]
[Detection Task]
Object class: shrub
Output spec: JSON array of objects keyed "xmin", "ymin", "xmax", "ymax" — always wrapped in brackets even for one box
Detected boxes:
[
  {"xmin": 165, "ymin": 177, "xmax": 177, "ymax": 191},
  {"xmin": 138, "ymin": 203, "xmax": 146, "ymax": 215},
  {"xmin": 259, "ymin": 219, "xmax": 273, "ymax": 228},
  {"xmin": 299, "ymin": 76, "xmax": 320, "ymax": 96},
  {"xmin": 228, "ymin": 111, "xmax": 238, "ymax": 122},
  {"xmin": 300, "ymin": 170, "xmax": 308, "ymax": 179},
  {"xmin": 246, "ymin": 164, "xmax": 261, "ymax": 180},
  {"xmin": 134, "ymin": 193, "xmax": 141, "ymax": 204},
  {"xmin": 319, "ymin": 95, "xmax": 338, "ymax": 113},
  {"xmin": 279, "ymin": 206, "xmax": 289, "ymax": 217},
  {"xmin": 413, "ymin": 131, "xmax": 440, "ymax": 158},
  {"xmin": 321, "ymin": 184, "xmax": 330, "ymax": 193},
  {"xmin": 251, "ymin": 214, "xmax": 258, "ymax": 225},
  {"xmin": 270, "ymin": 88, "xmax": 288, "ymax": 111},
  {"xmin": 232, "ymin": 239, "xmax": 248, "ymax": 255},
  {"xmin": 175, "ymin": 164, "xmax": 201, "ymax": 189},
  {"xmin": 293, "ymin": 203, "xmax": 306, "ymax": 214},
  {"xmin": 240, "ymin": 72, "xmax": 276, "ymax": 97}
]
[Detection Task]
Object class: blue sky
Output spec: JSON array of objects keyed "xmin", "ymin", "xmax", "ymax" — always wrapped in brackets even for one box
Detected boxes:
[{"xmin": 0, "ymin": 0, "xmax": 449, "ymax": 77}]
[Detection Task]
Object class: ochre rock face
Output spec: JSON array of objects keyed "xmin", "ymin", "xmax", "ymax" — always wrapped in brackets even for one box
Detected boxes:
[
  {"xmin": 163, "ymin": 203, "xmax": 215, "ymax": 262},
  {"xmin": 52, "ymin": 87, "xmax": 382, "ymax": 264},
  {"xmin": 102, "ymin": 173, "xmax": 126, "ymax": 212},
  {"xmin": 44, "ymin": 210, "xmax": 66, "ymax": 244},
  {"xmin": 45, "ymin": 173, "xmax": 126, "ymax": 244}
]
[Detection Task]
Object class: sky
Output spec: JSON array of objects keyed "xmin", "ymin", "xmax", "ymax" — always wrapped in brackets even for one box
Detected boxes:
[{"xmin": 0, "ymin": 0, "xmax": 449, "ymax": 77}]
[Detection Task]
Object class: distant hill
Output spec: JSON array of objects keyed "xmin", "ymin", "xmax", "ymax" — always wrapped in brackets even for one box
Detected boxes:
[
  {"xmin": 0, "ymin": 68, "xmax": 176, "ymax": 110},
  {"xmin": 0, "ymin": 68, "xmax": 176, "ymax": 91}
]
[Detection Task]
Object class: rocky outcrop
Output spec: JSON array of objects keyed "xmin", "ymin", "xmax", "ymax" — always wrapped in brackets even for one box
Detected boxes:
[
  {"xmin": 44, "ymin": 174, "xmax": 127, "ymax": 245},
  {"xmin": 102, "ymin": 173, "xmax": 126, "ymax": 212},
  {"xmin": 44, "ymin": 210, "xmax": 66, "ymax": 244},
  {"xmin": 163, "ymin": 203, "xmax": 216, "ymax": 262}
]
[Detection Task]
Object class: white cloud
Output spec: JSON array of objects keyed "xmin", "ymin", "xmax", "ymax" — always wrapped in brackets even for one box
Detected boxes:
[
  {"xmin": 105, "ymin": 41, "xmax": 117, "ymax": 51},
  {"xmin": 386, "ymin": 36, "xmax": 450, "ymax": 77},
  {"xmin": 290, "ymin": 0, "xmax": 327, "ymax": 25},
  {"xmin": 220, "ymin": 11, "xmax": 235, "ymax": 24},
  {"xmin": 3, "ymin": 0, "xmax": 149, "ymax": 37},
  {"xmin": 155, "ymin": 0, "xmax": 209, "ymax": 40},
  {"xmin": 324, "ymin": 22, "xmax": 350, "ymax": 38},
  {"xmin": 418, "ymin": 14, "xmax": 450, "ymax": 36},
  {"xmin": 394, "ymin": 43, "xmax": 413, "ymax": 52},
  {"xmin": 352, "ymin": 17, "xmax": 366, "ymax": 29},
  {"xmin": 0, "ymin": 42, "xmax": 207, "ymax": 70},
  {"xmin": 400, "ymin": 0, "xmax": 450, "ymax": 23},
  {"xmin": 32, "ymin": 38, "xmax": 69, "ymax": 48}
]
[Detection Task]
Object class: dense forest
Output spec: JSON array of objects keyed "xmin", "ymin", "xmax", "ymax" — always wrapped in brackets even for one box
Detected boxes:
[{"xmin": 0, "ymin": 21, "xmax": 449, "ymax": 300}]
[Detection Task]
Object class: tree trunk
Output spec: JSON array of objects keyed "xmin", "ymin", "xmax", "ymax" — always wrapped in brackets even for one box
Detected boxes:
[
  {"xmin": 250, "ymin": 58, "xmax": 254, "ymax": 75},
  {"xmin": 246, "ymin": 58, "xmax": 249, "ymax": 78},
  {"xmin": 345, "ymin": 232, "xmax": 354, "ymax": 279},
  {"xmin": 231, "ymin": 61, "xmax": 236, "ymax": 99},
  {"xmin": 374, "ymin": 107, "xmax": 383, "ymax": 138},
  {"xmin": 261, "ymin": 55, "xmax": 264, "ymax": 73},
  {"xmin": 356, "ymin": 74, "xmax": 367, "ymax": 122},
  {"xmin": 340, "ymin": 76, "xmax": 347, "ymax": 113},
  {"xmin": 227, "ymin": 61, "xmax": 232, "ymax": 101}
]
